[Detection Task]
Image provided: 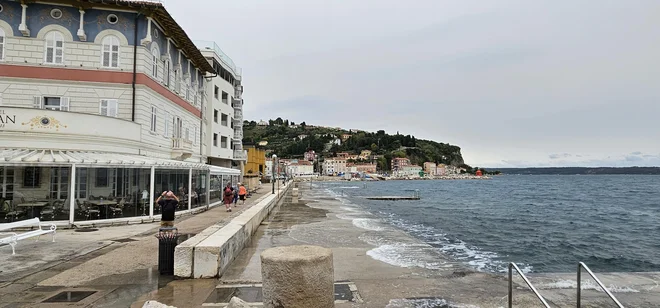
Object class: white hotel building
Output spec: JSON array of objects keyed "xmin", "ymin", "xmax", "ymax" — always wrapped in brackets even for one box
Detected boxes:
[{"xmin": 0, "ymin": 0, "xmax": 242, "ymax": 226}]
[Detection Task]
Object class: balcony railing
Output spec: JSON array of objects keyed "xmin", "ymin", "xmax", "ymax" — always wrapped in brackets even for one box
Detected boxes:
[
  {"xmin": 234, "ymin": 130, "xmax": 243, "ymax": 140},
  {"xmin": 234, "ymin": 110, "xmax": 243, "ymax": 122},
  {"xmin": 233, "ymin": 119, "xmax": 243, "ymax": 128},
  {"xmin": 233, "ymin": 150, "xmax": 248, "ymax": 161},
  {"xmin": 194, "ymin": 40, "xmax": 241, "ymax": 77},
  {"xmin": 171, "ymin": 138, "xmax": 193, "ymax": 160},
  {"xmin": 232, "ymin": 99, "xmax": 243, "ymax": 109}
]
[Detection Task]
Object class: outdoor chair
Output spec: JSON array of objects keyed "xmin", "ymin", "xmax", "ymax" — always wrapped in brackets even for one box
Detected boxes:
[
  {"xmin": 82, "ymin": 202, "xmax": 100, "ymax": 220},
  {"xmin": 5, "ymin": 201, "xmax": 25, "ymax": 222},
  {"xmin": 109, "ymin": 199, "xmax": 124, "ymax": 218},
  {"xmin": 40, "ymin": 199, "xmax": 67, "ymax": 221}
]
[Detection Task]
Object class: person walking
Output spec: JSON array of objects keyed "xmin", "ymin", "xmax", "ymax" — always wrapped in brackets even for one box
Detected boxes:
[
  {"xmin": 223, "ymin": 183, "xmax": 234, "ymax": 212},
  {"xmin": 232, "ymin": 183, "xmax": 239, "ymax": 206},
  {"xmin": 156, "ymin": 191, "xmax": 179, "ymax": 227},
  {"xmin": 238, "ymin": 183, "xmax": 247, "ymax": 205}
]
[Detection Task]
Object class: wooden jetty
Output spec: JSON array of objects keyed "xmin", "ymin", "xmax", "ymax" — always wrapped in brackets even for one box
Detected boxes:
[{"xmin": 366, "ymin": 196, "xmax": 420, "ymax": 200}]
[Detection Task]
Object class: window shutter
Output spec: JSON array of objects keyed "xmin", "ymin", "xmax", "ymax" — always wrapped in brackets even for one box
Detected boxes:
[
  {"xmin": 33, "ymin": 96, "xmax": 43, "ymax": 109},
  {"xmin": 109, "ymin": 100, "xmax": 118, "ymax": 117},
  {"xmin": 100, "ymin": 99, "xmax": 108, "ymax": 115},
  {"xmin": 60, "ymin": 97, "xmax": 70, "ymax": 111}
]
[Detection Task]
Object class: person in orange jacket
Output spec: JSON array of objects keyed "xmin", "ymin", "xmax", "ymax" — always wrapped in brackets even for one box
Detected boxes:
[{"xmin": 238, "ymin": 183, "xmax": 248, "ymax": 205}]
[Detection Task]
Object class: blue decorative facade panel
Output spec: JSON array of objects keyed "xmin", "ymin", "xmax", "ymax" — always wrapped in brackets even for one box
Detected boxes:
[{"xmin": 0, "ymin": 1, "xmax": 24, "ymax": 35}]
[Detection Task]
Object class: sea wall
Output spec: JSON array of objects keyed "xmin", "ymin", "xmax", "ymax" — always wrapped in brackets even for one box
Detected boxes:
[{"xmin": 174, "ymin": 182, "xmax": 290, "ymax": 278}]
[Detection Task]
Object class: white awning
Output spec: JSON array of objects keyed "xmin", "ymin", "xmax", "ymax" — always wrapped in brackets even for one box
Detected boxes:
[
  {"xmin": 209, "ymin": 165, "xmax": 241, "ymax": 175},
  {"xmin": 0, "ymin": 149, "xmax": 208, "ymax": 169}
]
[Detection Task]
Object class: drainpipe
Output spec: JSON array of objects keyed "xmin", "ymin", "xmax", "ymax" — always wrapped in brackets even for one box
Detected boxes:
[{"xmin": 131, "ymin": 12, "xmax": 141, "ymax": 122}]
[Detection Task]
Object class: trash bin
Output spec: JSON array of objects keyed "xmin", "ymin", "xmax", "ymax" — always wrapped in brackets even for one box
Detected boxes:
[{"xmin": 156, "ymin": 227, "xmax": 179, "ymax": 275}]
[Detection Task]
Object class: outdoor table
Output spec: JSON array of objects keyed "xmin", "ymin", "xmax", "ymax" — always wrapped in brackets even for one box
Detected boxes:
[
  {"xmin": 86, "ymin": 200, "xmax": 117, "ymax": 219},
  {"xmin": 16, "ymin": 201, "xmax": 49, "ymax": 219}
]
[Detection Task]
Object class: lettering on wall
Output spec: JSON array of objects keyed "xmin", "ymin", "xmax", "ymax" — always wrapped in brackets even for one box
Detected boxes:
[{"xmin": 0, "ymin": 110, "xmax": 17, "ymax": 128}]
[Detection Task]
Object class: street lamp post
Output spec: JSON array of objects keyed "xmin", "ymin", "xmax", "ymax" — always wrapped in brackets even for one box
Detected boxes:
[{"xmin": 272, "ymin": 154, "xmax": 277, "ymax": 194}]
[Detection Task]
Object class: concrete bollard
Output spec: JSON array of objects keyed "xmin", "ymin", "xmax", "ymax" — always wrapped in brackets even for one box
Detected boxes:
[
  {"xmin": 261, "ymin": 245, "xmax": 334, "ymax": 308},
  {"xmin": 292, "ymin": 188, "xmax": 299, "ymax": 203}
]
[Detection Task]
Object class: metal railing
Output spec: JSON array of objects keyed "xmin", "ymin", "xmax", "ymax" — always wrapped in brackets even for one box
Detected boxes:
[
  {"xmin": 508, "ymin": 262, "xmax": 551, "ymax": 308},
  {"xmin": 578, "ymin": 262, "xmax": 624, "ymax": 308}
]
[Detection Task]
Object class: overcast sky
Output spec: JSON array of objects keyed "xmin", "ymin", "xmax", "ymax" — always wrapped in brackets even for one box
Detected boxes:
[{"xmin": 166, "ymin": 0, "xmax": 660, "ymax": 167}]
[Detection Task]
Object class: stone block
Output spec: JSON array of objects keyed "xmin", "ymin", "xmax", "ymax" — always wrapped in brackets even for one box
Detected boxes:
[
  {"xmin": 227, "ymin": 297, "xmax": 250, "ymax": 308},
  {"xmin": 142, "ymin": 300, "xmax": 176, "ymax": 308},
  {"xmin": 261, "ymin": 245, "xmax": 334, "ymax": 308}
]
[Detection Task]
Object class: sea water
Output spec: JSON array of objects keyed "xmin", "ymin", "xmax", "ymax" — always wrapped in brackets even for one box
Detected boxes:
[{"xmin": 323, "ymin": 175, "xmax": 660, "ymax": 273}]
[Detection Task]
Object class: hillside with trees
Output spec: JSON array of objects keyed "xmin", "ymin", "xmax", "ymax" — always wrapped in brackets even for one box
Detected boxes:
[{"xmin": 242, "ymin": 118, "xmax": 465, "ymax": 171}]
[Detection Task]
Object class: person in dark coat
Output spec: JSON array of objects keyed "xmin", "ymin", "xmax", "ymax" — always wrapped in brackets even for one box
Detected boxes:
[
  {"xmin": 157, "ymin": 191, "xmax": 179, "ymax": 227},
  {"xmin": 223, "ymin": 183, "xmax": 234, "ymax": 212}
]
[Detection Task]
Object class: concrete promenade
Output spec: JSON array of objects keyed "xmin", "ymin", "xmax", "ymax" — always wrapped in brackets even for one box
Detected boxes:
[{"xmin": 0, "ymin": 187, "xmax": 274, "ymax": 308}]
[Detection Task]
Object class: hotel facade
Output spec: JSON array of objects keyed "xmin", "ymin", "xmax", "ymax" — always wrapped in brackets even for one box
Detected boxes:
[{"xmin": 0, "ymin": 0, "xmax": 241, "ymax": 226}]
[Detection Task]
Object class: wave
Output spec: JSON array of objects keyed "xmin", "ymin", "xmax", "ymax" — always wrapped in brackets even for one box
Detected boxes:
[
  {"xmin": 536, "ymin": 279, "xmax": 640, "ymax": 293},
  {"xmin": 352, "ymin": 218, "xmax": 387, "ymax": 231},
  {"xmin": 382, "ymin": 214, "xmax": 532, "ymax": 273},
  {"xmin": 386, "ymin": 298, "xmax": 480, "ymax": 308},
  {"xmin": 366, "ymin": 244, "xmax": 452, "ymax": 270}
]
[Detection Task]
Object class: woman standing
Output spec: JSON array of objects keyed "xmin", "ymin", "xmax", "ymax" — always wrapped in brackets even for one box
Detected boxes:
[{"xmin": 223, "ymin": 183, "xmax": 234, "ymax": 212}]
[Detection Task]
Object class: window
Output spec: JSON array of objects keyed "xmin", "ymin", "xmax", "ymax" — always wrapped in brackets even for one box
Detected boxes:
[
  {"xmin": 34, "ymin": 96, "xmax": 69, "ymax": 111},
  {"xmin": 213, "ymin": 133, "xmax": 218, "ymax": 147},
  {"xmin": 99, "ymin": 99, "xmax": 118, "ymax": 117},
  {"xmin": 151, "ymin": 46, "xmax": 160, "ymax": 79},
  {"xmin": 101, "ymin": 35, "xmax": 119, "ymax": 68},
  {"xmin": 150, "ymin": 106, "xmax": 157, "ymax": 132},
  {"xmin": 174, "ymin": 68, "xmax": 180, "ymax": 93},
  {"xmin": 164, "ymin": 59, "xmax": 171, "ymax": 86},
  {"xmin": 231, "ymin": 117, "xmax": 234, "ymax": 129},
  {"xmin": 107, "ymin": 14, "xmax": 119, "ymax": 24},
  {"xmin": 45, "ymin": 31, "xmax": 64, "ymax": 64},
  {"xmin": 222, "ymin": 92, "xmax": 228, "ymax": 104},
  {"xmin": 185, "ymin": 126, "xmax": 190, "ymax": 141},
  {"xmin": 0, "ymin": 28, "xmax": 5, "ymax": 61},
  {"xmin": 213, "ymin": 109, "xmax": 218, "ymax": 123},
  {"xmin": 221, "ymin": 136, "xmax": 228, "ymax": 148},
  {"xmin": 221, "ymin": 113, "xmax": 228, "ymax": 126},
  {"xmin": 214, "ymin": 86, "xmax": 219, "ymax": 99},
  {"xmin": 95, "ymin": 169, "xmax": 108, "ymax": 187},
  {"xmin": 50, "ymin": 9, "xmax": 63, "ymax": 19},
  {"xmin": 23, "ymin": 167, "xmax": 41, "ymax": 188}
]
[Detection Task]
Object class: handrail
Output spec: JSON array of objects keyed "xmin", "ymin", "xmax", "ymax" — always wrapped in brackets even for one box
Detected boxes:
[
  {"xmin": 577, "ymin": 262, "xmax": 624, "ymax": 308},
  {"xmin": 508, "ymin": 262, "xmax": 551, "ymax": 308}
]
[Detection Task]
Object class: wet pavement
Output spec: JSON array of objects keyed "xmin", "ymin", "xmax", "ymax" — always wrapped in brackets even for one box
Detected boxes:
[
  {"xmin": 0, "ymin": 190, "xmax": 271, "ymax": 308},
  {"xmin": 3, "ymin": 184, "xmax": 660, "ymax": 307}
]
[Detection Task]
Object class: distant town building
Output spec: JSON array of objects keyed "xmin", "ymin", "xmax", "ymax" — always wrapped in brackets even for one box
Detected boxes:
[
  {"xmin": 424, "ymin": 162, "xmax": 437, "ymax": 174},
  {"xmin": 287, "ymin": 160, "xmax": 314, "ymax": 177},
  {"xmin": 391, "ymin": 157, "xmax": 411, "ymax": 172},
  {"xmin": 304, "ymin": 150, "xmax": 316, "ymax": 161},
  {"xmin": 341, "ymin": 134, "xmax": 352, "ymax": 141},
  {"xmin": 400, "ymin": 165, "xmax": 423, "ymax": 177},
  {"xmin": 359, "ymin": 150, "xmax": 372, "ymax": 160},
  {"xmin": 297, "ymin": 134, "xmax": 308, "ymax": 140},
  {"xmin": 322, "ymin": 158, "xmax": 347, "ymax": 175}
]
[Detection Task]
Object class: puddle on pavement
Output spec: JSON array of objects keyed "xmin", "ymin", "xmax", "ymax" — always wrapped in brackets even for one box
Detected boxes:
[
  {"xmin": 177, "ymin": 233, "xmax": 196, "ymax": 244},
  {"xmin": 206, "ymin": 283, "xmax": 355, "ymax": 304},
  {"xmin": 42, "ymin": 290, "xmax": 96, "ymax": 302},
  {"xmin": 266, "ymin": 199, "xmax": 328, "ymax": 230}
]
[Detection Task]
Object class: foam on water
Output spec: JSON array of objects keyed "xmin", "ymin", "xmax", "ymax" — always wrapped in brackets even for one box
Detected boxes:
[
  {"xmin": 352, "ymin": 218, "xmax": 387, "ymax": 231},
  {"xmin": 366, "ymin": 244, "xmax": 452, "ymax": 270},
  {"xmin": 386, "ymin": 298, "xmax": 481, "ymax": 308},
  {"xmin": 536, "ymin": 279, "xmax": 640, "ymax": 293},
  {"xmin": 383, "ymin": 214, "xmax": 530, "ymax": 273}
]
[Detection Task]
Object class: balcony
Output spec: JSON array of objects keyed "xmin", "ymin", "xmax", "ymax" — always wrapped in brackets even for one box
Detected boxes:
[
  {"xmin": 171, "ymin": 138, "xmax": 193, "ymax": 160},
  {"xmin": 234, "ymin": 130, "xmax": 243, "ymax": 140},
  {"xmin": 233, "ymin": 119, "xmax": 243, "ymax": 128},
  {"xmin": 233, "ymin": 150, "xmax": 248, "ymax": 161},
  {"xmin": 234, "ymin": 110, "xmax": 243, "ymax": 122},
  {"xmin": 232, "ymin": 98, "xmax": 243, "ymax": 109}
]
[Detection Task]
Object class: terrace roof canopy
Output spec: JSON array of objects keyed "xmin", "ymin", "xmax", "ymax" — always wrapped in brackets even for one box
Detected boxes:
[{"xmin": 0, "ymin": 149, "xmax": 208, "ymax": 169}]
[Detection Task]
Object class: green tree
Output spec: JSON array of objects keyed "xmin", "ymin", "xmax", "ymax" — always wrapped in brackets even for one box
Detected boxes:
[{"xmin": 370, "ymin": 143, "xmax": 378, "ymax": 151}]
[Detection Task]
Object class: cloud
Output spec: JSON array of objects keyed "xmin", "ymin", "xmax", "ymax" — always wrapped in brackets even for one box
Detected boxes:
[
  {"xmin": 631, "ymin": 151, "xmax": 643, "ymax": 155},
  {"xmin": 549, "ymin": 153, "xmax": 572, "ymax": 159}
]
